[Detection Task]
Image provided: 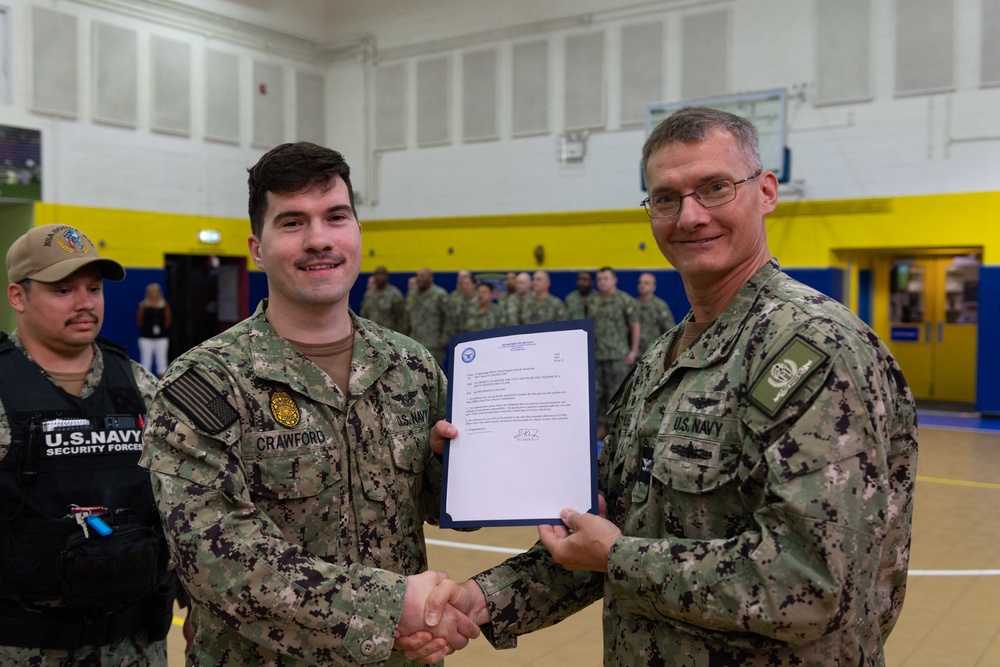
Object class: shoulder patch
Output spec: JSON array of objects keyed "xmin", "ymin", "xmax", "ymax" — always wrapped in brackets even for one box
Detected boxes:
[
  {"xmin": 748, "ymin": 335, "xmax": 830, "ymax": 419},
  {"xmin": 162, "ymin": 369, "xmax": 239, "ymax": 435}
]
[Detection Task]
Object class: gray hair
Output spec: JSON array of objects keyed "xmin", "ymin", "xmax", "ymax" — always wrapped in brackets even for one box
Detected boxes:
[{"xmin": 642, "ymin": 106, "xmax": 762, "ymax": 177}]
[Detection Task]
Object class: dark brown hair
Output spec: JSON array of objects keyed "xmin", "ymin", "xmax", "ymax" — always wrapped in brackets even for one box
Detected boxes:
[{"xmin": 247, "ymin": 142, "xmax": 357, "ymax": 237}]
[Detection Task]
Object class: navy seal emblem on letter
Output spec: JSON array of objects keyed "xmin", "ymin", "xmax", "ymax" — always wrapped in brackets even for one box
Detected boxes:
[{"xmin": 461, "ymin": 347, "xmax": 476, "ymax": 363}]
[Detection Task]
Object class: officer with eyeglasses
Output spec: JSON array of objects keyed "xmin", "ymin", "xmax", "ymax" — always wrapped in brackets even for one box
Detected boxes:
[{"xmin": 398, "ymin": 106, "xmax": 918, "ymax": 667}]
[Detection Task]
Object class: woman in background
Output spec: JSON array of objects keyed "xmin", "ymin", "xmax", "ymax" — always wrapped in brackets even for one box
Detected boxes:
[{"xmin": 136, "ymin": 282, "xmax": 172, "ymax": 378}]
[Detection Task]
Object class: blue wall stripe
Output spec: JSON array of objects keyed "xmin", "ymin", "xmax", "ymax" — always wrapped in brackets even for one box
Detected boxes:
[
  {"xmin": 102, "ymin": 267, "xmax": 165, "ymax": 361},
  {"xmin": 105, "ymin": 264, "xmax": 1000, "ymax": 414},
  {"xmin": 977, "ymin": 266, "xmax": 1000, "ymax": 415},
  {"xmin": 858, "ymin": 269, "xmax": 873, "ymax": 326},
  {"xmin": 351, "ymin": 266, "xmax": 844, "ymax": 323}
]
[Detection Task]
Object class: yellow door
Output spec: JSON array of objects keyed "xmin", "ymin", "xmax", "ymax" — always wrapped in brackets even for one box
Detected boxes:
[
  {"xmin": 883, "ymin": 254, "xmax": 979, "ymax": 402},
  {"xmin": 933, "ymin": 258, "xmax": 979, "ymax": 401}
]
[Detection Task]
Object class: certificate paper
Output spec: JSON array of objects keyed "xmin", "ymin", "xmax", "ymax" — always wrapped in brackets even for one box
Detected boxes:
[{"xmin": 440, "ymin": 320, "xmax": 598, "ymax": 528}]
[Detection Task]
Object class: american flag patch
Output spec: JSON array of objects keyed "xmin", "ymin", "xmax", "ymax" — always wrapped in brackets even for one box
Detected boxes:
[{"xmin": 162, "ymin": 369, "xmax": 239, "ymax": 435}]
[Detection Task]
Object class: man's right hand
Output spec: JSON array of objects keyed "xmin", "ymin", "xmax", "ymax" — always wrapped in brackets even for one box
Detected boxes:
[
  {"xmin": 395, "ymin": 571, "xmax": 481, "ymax": 663},
  {"xmin": 396, "ymin": 578, "xmax": 489, "ymax": 663}
]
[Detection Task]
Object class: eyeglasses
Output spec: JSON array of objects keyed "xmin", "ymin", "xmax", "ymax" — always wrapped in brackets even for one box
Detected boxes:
[{"xmin": 641, "ymin": 169, "xmax": 762, "ymax": 219}]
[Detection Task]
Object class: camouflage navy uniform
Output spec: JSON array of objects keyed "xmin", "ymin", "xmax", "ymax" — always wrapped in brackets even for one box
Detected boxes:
[
  {"xmin": 0, "ymin": 332, "xmax": 166, "ymax": 667},
  {"xmin": 447, "ymin": 293, "xmax": 477, "ymax": 339},
  {"xmin": 637, "ymin": 295, "xmax": 676, "ymax": 355},
  {"xmin": 496, "ymin": 292, "xmax": 526, "ymax": 328},
  {"xmin": 472, "ymin": 260, "xmax": 917, "ymax": 666},
  {"xmin": 406, "ymin": 285, "xmax": 450, "ymax": 367},
  {"xmin": 564, "ymin": 291, "xmax": 591, "ymax": 321},
  {"xmin": 462, "ymin": 306, "xmax": 501, "ymax": 334},
  {"xmin": 360, "ymin": 284, "xmax": 407, "ymax": 333},
  {"xmin": 140, "ymin": 302, "xmax": 448, "ymax": 666},
  {"xmin": 520, "ymin": 294, "xmax": 568, "ymax": 325},
  {"xmin": 588, "ymin": 290, "xmax": 639, "ymax": 427}
]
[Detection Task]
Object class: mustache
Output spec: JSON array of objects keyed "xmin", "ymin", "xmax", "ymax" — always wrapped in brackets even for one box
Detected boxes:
[
  {"xmin": 294, "ymin": 253, "xmax": 347, "ymax": 269},
  {"xmin": 65, "ymin": 312, "xmax": 99, "ymax": 326}
]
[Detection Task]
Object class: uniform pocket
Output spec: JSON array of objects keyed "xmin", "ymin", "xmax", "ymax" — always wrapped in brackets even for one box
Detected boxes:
[
  {"xmin": 650, "ymin": 435, "xmax": 740, "ymax": 494},
  {"xmin": 244, "ymin": 428, "xmax": 336, "ymax": 500},
  {"xmin": 648, "ymin": 406, "xmax": 742, "ymax": 494},
  {"xmin": 389, "ymin": 427, "xmax": 428, "ymax": 474},
  {"xmin": 360, "ymin": 426, "xmax": 428, "ymax": 535}
]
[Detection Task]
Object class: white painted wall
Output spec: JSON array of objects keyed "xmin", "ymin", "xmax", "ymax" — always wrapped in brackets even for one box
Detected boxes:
[{"xmin": 2, "ymin": 0, "xmax": 999, "ymax": 222}]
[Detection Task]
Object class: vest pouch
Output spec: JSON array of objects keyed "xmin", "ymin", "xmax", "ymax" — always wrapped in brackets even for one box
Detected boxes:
[
  {"xmin": 58, "ymin": 524, "xmax": 160, "ymax": 606},
  {"xmin": 144, "ymin": 571, "xmax": 181, "ymax": 642},
  {"xmin": 0, "ymin": 518, "xmax": 77, "ymax": 598}
]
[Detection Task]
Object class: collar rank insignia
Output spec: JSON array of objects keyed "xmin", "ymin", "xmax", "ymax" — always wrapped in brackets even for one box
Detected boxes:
[{"xmin": 270, "ymin": 391, "xmax": 300, "ymax": 428}]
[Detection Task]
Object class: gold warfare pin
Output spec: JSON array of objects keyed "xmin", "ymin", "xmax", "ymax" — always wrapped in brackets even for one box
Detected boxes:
[{"xmin": 270, "ymin": 391, "xmax": 300, "ymax": 428}]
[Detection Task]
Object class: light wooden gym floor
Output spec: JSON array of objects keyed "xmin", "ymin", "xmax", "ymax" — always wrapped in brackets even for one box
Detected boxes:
[{"xmin": 167, "ymin": 418, "xmax": 1000, "ymax": 666}]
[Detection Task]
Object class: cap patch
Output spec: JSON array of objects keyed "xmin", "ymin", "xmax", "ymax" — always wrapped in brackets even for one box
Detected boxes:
[{"xmin": 53, "ymin": 227, "xmax": 91, "ymax": 253}]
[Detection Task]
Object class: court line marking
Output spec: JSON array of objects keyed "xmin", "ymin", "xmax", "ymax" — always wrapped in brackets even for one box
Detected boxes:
[
  {"xmin": 426, "ymin": 538, "xmax": 526, "ymax": 554},
  {"xmin": 917, "ymin": 475, "xmax": 1000, "ymax": 490},
  {"xmin": 909, "ymin": 570, "xmax": 1000, "ymax": 576},
  {"xmin": 917, "ymin": 423, "xmax": 1000, "ymax": 435}
]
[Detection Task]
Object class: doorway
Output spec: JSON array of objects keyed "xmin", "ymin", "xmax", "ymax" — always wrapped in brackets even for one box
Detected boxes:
[
  {"xmin": 875, "ymin": 251, "xmax": 980, "ymax": 403},
  {"xmin": 165, "ymin": 254, "xmax": 249, "ymax": 360}
]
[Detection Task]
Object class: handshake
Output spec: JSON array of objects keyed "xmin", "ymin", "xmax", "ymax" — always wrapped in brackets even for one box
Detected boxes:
[{"xmin": 395, "ymin": 571, "xmax": 490, "ymax": 663}]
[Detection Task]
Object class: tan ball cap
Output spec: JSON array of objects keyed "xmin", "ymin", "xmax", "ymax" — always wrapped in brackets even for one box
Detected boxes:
[{"xmin": 6, "ymin": 224, "xmax": 126, "ymax": 284}]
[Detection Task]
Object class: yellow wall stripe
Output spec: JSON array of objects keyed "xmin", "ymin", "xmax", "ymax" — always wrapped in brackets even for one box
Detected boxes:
[{"xmin": 32, "ymin": 189, "xmax": 1000, "ymax": 272}]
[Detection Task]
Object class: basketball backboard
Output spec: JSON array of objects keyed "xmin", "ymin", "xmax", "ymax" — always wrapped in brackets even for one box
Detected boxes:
[{"xmin": 645, "ymin": 89, "xmax": 789, "ymax": 184}]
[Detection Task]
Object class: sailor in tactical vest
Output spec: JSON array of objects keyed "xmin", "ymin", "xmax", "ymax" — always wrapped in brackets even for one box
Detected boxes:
[{"xmin": 0, "ymin": 224, "xmax": 180, "ymax": 666}]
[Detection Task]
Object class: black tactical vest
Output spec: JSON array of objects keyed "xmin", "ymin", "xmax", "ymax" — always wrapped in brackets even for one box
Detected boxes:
[{"xmin": 0, "ymin": 334, "xmax": 176, "ymax": 649}]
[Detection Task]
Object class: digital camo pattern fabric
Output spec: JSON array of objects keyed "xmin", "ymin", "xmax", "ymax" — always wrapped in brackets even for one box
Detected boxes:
[
  {"xmin": 462, "ymin": 306, "xmax": 502, "ymax": 334},
  {"xmin": 496, "ymin": 293, "xmax": 525, "ymax": 327},
  {"xmin": 564, "ymin": 291, "xmax": 590, "ymax": 321},
  {"xmin": 520, "ymin": 294, "xmax": 568, "ymax": 325},
  {"xmin": 0, "ymin": 332, "xmax": 164, "ymax": 667},
  {"xmin": 472, "ymin": 260, "xmax": 917, "ymax": 666},
  {"xmin": 140, "ymin": 302, "xmax": 447, "ymax": 666},
  {"xmin": 405, "ymin": 285, "xmax": 450, "ymax": 366},
  {"xmin": 588, "ymin": 291, "xmax": 639, "ymax": 360},
  {"xmin": 0, "ymin": 634, "xmax": 166, "ymax": 667},
  {"xmin": 360, "ymin": 284, "xmax": 407, "ymax": 333},
  {"xmin": 447, "ymin": 293, "xmax": 477, "ymax": 338},
  {"xmin": 636, "ymin": 295, "xmax": 676, "ymax": 355}
]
